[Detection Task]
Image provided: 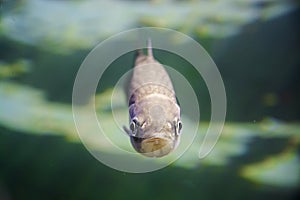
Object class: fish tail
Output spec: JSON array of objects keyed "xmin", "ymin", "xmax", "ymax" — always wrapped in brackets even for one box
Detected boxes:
[{"xmin": 147, "ymin": 38, "xmax": 153, "ymax": 58}]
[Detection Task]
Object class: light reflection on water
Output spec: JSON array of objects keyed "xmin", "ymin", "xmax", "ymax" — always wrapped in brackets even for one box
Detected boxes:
[
  {"xmin": 0, "ymin": 82, "xmax": 299, "ymax": 188},
  {"xmin": 0, "ymin": 0, "xmax": 299, "ymax": 199},
  {"xmin": 0, "ymin": 0, "xmax": 297, "ymax": 52}
]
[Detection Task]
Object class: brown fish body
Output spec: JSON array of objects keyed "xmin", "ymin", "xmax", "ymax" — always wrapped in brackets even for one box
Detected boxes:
[{"xmin": 124, "ymin": 40, "xmax": 182, "ymax": 157}]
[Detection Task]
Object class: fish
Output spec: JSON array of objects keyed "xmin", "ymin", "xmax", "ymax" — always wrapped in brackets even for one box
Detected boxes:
[{"xmin": 123, "ymin": 39, "xmax": 182, "ymax": 157}]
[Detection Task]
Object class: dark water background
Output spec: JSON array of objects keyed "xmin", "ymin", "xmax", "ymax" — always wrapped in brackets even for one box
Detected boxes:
[{"xmin": 0, "ymin": 0, "xmax": 299, "ymax": 199}]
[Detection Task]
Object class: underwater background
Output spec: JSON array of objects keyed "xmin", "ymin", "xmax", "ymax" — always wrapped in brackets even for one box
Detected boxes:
[{"xmin": 0, "ymin": 0, "xmax": 299, "ymax": 199}]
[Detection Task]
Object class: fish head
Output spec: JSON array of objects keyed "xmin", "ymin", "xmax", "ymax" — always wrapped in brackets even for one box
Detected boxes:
[{"xmin": 127, "ymin": 104, "xmax": 182, "ymax": 157}]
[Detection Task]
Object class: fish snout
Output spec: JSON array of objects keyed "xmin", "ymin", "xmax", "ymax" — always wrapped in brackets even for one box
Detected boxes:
[{"xmin": 132, "ymin": 136, "xmax": 176, "ymax": 157}]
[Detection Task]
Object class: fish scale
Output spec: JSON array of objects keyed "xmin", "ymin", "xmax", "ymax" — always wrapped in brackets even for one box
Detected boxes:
[{"xmin": 129, "ymin": 62, "xmax": 174, "ymax": 102}]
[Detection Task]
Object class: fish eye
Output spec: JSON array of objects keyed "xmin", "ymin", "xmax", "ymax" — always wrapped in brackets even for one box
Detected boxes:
[
  {"xmin": 178, "ymin": 121, "xmax": 182, "ymax": 131},
  {"xmin": 130, "ymin": 117, "xmax": 139, "ymax": 135},
  {"xmin": 132, "ymin": 118, "xmax": 139, "ymax": 125},
  {"xmin": 175, "ymin": 120, "xmax": 182, "ymax": 136},
  {"xmin": 130, "ymin": 121, "xmax": 136, "ymax": 132}
]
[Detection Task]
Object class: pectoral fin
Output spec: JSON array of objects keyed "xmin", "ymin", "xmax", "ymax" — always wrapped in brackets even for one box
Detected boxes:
[{"xmin": 123, "ymin": 125, "xmax": 132, "ymax": 136}]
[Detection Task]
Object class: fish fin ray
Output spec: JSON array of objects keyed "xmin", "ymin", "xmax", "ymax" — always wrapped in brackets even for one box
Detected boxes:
[
  {"xmin": 123, "ymin": 125, "xmax": 132, "ymax": 136},
  {"xmin": 147, "ymin": 38, "xmax": 153, "ymax": 58}
]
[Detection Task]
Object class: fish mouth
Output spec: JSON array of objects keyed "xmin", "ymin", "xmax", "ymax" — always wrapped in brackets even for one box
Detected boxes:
[{"xmin": 139, "ymin": 137, "xmax": 174, "ymax": 157}]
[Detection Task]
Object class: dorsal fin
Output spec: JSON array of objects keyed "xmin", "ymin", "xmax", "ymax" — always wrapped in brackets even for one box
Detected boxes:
[
  {"xmin": 147, "ymin": 38, "xmax": 153, "ymax": 58},
  {"xmin": 134, "ymin": 39, "xmax": 154, "ymax": 66}
]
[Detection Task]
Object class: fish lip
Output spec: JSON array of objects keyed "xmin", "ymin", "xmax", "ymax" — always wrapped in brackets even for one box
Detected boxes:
[
  {"xmin": 130, "ymin": 135, "xmax": 175, "ymax": 157},
  {"xmin": 140, "ymin": 136, "xmax": 175, "ymax": 158},
  {"xmin": 144, "ymin": 131, "xmax": 174, "ymax": 140}
]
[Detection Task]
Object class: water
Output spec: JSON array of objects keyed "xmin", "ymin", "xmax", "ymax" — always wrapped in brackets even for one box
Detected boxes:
[{"xmin": 0, "ymin": 0, "xmax": 299, "ymax": 199}]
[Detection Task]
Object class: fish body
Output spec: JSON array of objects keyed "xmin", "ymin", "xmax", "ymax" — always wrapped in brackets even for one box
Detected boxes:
[{"xmin": 123, "ymin": 40, "xmax": 182, "ymax": 157}]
